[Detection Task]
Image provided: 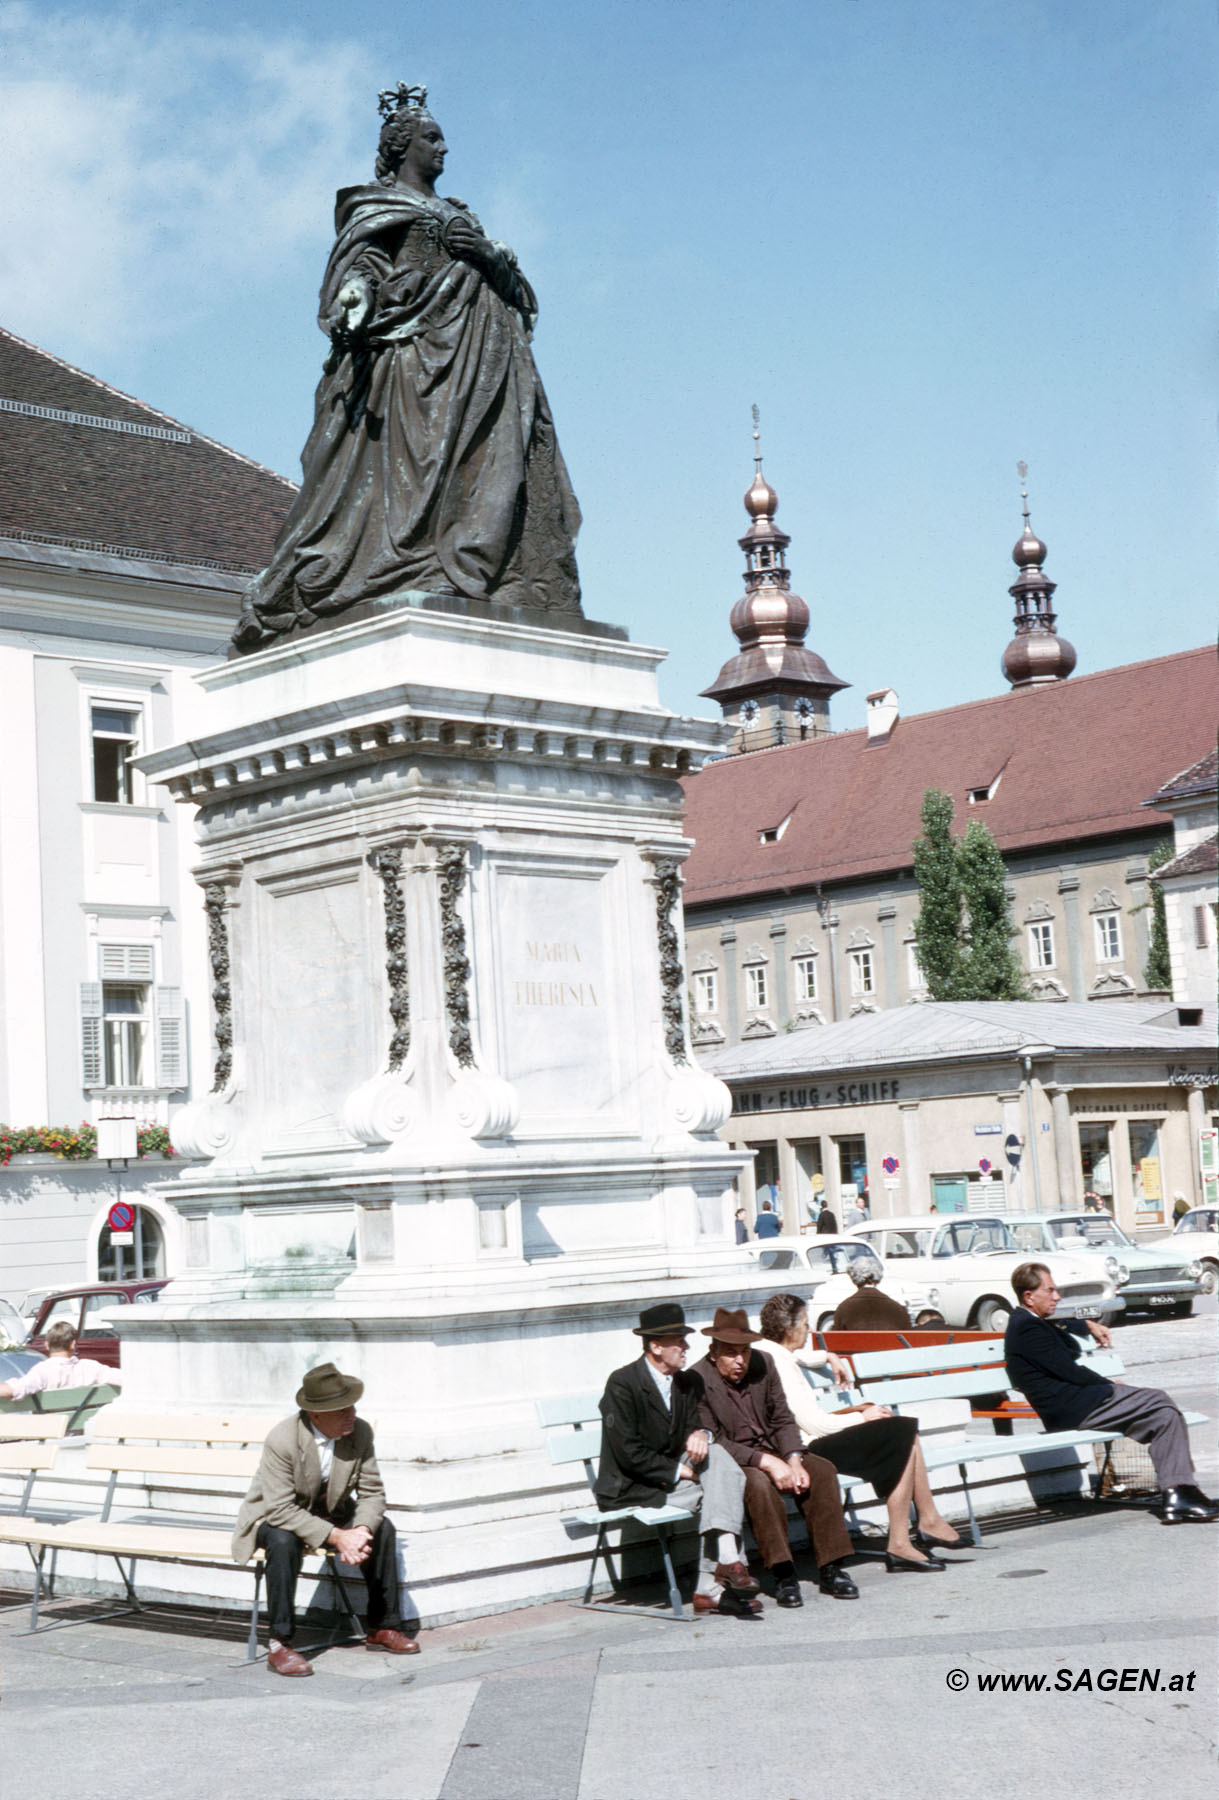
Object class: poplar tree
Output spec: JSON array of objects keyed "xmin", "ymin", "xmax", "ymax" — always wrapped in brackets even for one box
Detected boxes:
[
  {"xmin": 911, "ymin": 790, "xmax": 966, "ymax": 999},
  {"xmin": 912, "ymin": 790, "xmax": 1025, "ymax": 1001},
  {"xmin": 957, "ymin": 819, "xmax": 1027, "ymax": 999}
]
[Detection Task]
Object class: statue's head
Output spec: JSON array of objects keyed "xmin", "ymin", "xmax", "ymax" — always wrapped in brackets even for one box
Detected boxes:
[{"xmin": 375, "ymin": 82, "xmax": 440, "ymax": 183}]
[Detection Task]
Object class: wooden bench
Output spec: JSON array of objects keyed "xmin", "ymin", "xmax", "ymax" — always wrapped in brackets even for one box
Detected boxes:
[
  {"xmin": 8, "ymin": 1410, "xmax": 368, "ymax": 1662},
  {"xmin": 537, "ymin": 1389, "xmax": 897, "ymax": 1612},
  {"xmin": 537, "ymin": 1393, "xmax": 702, "ymax": 1620},
  {"xmin": 838, "ymin": 1339, "xmax": 1209, "ymax": 1546},
  {"xmin": 0, "ymin": 1382, "xmax": 121, "ymax": 1434}
]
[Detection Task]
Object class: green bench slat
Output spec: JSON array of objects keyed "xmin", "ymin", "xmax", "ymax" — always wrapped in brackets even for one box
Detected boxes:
[
  {"xmin": 862, "ymin": 1368, "xmax": 1014, "ymax": 1408},
  {"xmin": 546, "ymin": 1424, "xmax": 603, "ymax": 1465},
  {"xmin": 536, "ymin": 1393, "xmax": 604, "ymax": 1429}
]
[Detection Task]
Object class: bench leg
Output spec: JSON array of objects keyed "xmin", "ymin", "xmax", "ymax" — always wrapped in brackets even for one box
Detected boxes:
[
  {"xmin": 654, "ymin": 1524, "xmax": 685, "ymax": 1621},
  {"xmin": 582, "ymin": 1524, "xmax": 611, "ymax": 1606},
  {"xmin": 112, "ymin": 1556, "xmax": 143, "ymax": 1611},
  {"xmin": 958, "ymin": 1466, "xmax": 983, "ymax": 1546},
  {"xmin": 245, "ymin": 1564, "xmax": 263, "ymax": 1664}
]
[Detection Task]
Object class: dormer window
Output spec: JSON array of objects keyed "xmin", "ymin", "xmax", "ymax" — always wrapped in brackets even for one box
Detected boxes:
[
  {"xmin": 758, "ymin": 809, "xmax": 793, "ymax": 846},
  {"xmin": 967, "ymin": 774, "xmax": 1002, "ymax": 805}
]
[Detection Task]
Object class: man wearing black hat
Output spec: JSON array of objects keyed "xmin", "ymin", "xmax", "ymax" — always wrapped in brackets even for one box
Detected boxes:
[
  {"xmin": 596, "ymin": 1303, "xmax": 761, "ymax": 1617},
  {"xmin": 233, "ymin": 1361, "xmax": 419, "ymax": 1675}
]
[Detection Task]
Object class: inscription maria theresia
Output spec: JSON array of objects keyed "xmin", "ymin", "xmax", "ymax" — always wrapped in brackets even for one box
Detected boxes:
[
  {"xmin": 233, "ymin": 82, "xmax": 582, "ymax": 654},
  {"xmin": 514, "ymin": 940, "xmax": 599, "ymax": 1009}
]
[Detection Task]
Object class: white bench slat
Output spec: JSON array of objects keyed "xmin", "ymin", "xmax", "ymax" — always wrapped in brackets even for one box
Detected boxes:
[
  {"xmin": 84, "ymin": 1444, "xmax": 261, "ymax": 1479},
  {"xmin": 863, "ymin": 1368, "xmax": 1013, "ymax": 1408},
  {"xmin": 921, "ymin": 1429, "xmax": 1118, "ymax": 1469},
  {"xmin": 0, "ymin": 1440, "xmax": 61, "ymax": 1473},
  {"xmin": 546, "ymin": 1425, "xmax": 602, "ymax": 1466},
  {"xmin": 91, "ymin": 1413, "xmax": 281, "ymax": 1444},
  {"xmin": 536, "ymin": 1394, "xmax": 603, "ymax": 1429},
  {"xmin": 0, "ymin": 1416, "xmax": 71, "ymax": 1442},
  {"xmin": 850, "ymin": 1340, "xmax": 1005, "ymax": 1378}
]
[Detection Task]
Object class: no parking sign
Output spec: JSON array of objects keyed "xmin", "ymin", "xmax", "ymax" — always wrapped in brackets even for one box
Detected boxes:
[{"xmin": 108, "ymin": 1200, "xmax": 134, "ymax": 1245}]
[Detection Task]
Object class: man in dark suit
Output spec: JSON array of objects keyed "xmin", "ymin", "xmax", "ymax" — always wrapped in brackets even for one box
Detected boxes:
[
  {"xmin": 597, "ymin": 1302, "xmax": 760, "ymax": 1617},
  {"xmin": 693, "ymin": 1306, "xmax": 861, "ymax": 1607},
  {"xmin": 1005, "ymin": 1262, "xmax": 1219, "ymax": 1525}
]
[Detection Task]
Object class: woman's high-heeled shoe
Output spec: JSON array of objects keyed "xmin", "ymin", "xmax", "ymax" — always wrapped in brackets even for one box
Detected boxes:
[
  {"xmin": 915, "ymin": 1529, "xmax": 966, "ymax": 1552},
  {"xmin": 885, "ymin": 1549, "xmax": 946, "ymax": 1572}
]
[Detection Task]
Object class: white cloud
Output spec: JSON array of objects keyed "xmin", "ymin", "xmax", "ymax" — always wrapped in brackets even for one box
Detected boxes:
[{"xmin": 0, "ymin": 5, "xmax": 379, "ymax": 353}]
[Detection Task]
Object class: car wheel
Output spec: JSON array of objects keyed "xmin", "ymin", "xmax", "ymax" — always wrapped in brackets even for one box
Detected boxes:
[
  {"xmin": 914, "ymin": 1310, "xmax": 946, "ymax": 1328},
  {"xmin": 974, "ymin": 1298, "xmax": 1011, "ymax": 1333},
  {"xmin": 1199, "ymin": 1264, "xmax": 1218, "ymax": 1297},
  {"xmin": 816, "ymin": 1313, "xmax": 836, "ymax": 1333}
]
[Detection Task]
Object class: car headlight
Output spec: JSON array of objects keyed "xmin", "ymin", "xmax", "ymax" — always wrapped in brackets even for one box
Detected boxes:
[
  {"xmin": 1188, "ymin": 1260, "xmax": 1203, "ymax": 1279},
  {"xmin": 1104, "ymin": 1256, "xmax": 1129, "ymax": 1283},
  {"xmin": 927, "ymin": 1287, "xmax": 939, "ymax": 1306}
]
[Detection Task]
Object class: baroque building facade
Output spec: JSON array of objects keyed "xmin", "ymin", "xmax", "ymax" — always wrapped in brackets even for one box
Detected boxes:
[{"xmin": 0, "ymin": 328, "xmax": 292, "ymax": 1303}]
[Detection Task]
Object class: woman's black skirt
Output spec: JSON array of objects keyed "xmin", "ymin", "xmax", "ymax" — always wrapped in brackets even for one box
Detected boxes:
[{"xmin": 807, "ymin": 1416, "xmax": 918, "ymax": 1499}]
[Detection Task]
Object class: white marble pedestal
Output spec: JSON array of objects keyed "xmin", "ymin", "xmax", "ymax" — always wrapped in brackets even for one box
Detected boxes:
[{"xmin": 120, "ymin": 599, "xmax": 765, "ymax": 1613}]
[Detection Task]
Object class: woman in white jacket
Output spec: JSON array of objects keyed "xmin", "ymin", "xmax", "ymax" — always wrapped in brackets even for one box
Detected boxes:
[{"xmin": 757, "ymin": 1291, "xmax": 964, "ymax": 1569}]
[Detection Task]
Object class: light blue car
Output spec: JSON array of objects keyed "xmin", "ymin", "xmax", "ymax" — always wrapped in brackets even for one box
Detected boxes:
[{"xmin": 1005, "ymin": 1211, "xmax": 1204, "ymax": 1318}]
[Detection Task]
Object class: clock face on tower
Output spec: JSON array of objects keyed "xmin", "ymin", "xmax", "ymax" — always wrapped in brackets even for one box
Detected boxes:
[{"xmin": 740, "ymin": 700, "xmax": 759, "ymax": 722}]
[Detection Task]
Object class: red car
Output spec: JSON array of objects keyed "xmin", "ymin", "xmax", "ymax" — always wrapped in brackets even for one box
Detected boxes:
[{"xmin": 24, "ymin": 1280, "xmax": 169, "ymax": 1368}]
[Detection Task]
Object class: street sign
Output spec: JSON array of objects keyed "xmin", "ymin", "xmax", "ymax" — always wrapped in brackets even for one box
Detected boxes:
[
  {"xmin": 109, "ymin": 1234, "xmax": 134, "ymax": 1246},
  {"xmin": 978, "ymin": 1158, "xmax": 991, "ymax": 1174},
  {"xmin": 882, "ymin": 1156, "xmax": 900, "ymax": 1174},
  {"xmin": 883, "ymin": 1178, "xmax": 900, "ymax": 1191},
  {"xmin": 108, "ymin": 1201, "xmax": 134, "ymax": 1232},
  {"xmin": 1004, "ymin": 1133, "xmax": 1022, "ymax": 1169}
]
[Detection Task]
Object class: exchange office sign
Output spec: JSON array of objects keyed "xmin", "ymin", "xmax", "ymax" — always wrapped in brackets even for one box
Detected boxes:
[{"xmin": 733, "ymin": 1076, "xmax": 903, "ymax": 1116}]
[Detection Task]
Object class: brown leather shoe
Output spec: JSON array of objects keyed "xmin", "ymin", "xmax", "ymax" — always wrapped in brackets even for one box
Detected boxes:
[
  {"xmin": 267, "ymin": 1642, "xmax": 313, "ymax": 1677},
  {"xmin": 714, "ymin": 1560, "xmax": 761, "ymax": 1594},
  {"xmin": 366, "ymin": 1628, "xmax": 421, "ymax": 1654}
]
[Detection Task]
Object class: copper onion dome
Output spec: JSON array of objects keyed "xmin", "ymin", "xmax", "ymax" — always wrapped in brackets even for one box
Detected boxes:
[{"xmin": 1001, "ymin": 465, "xmax": 1076, "ymax": 688}]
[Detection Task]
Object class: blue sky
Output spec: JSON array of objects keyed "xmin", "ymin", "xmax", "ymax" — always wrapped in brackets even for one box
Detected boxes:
[{"xmin": 0, "ymin": 0, "xmax": 1212, "ymax": 725}]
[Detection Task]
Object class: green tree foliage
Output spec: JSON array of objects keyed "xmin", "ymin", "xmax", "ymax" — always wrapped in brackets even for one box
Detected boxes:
[
  {"xmin": 1143, "ymin": 840, "xmax": 1174, "ymax": 992},
  {"xmin": 912, "ymin": 790, "xmax": 1025, "ymax": 1001},
  {"xmin": 912, "ymin": 790, "xmax": 966, "ymax": 999},
  {"xmin": 957, "ymin": 820, "xmax": 1027, "ymax": 999}
]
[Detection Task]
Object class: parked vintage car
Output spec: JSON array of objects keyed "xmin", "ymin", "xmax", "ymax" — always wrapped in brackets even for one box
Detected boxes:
[
  {"xmin": 732, "ymin": 1236, "xmax": 942, "ymax": 1326},
  {"xmin": 1148, "ymin": 1207, "xmax": 1219, "ymax": 1296},
  {"xmin": 24, "ymin": 1280, "xmax": 169, "ymax": 1368},
  {"xmin": 843, "ymin": 1213, "xmax": 1124, "ymax": 1333},
  {"xmin": 1004, "ymin": 1210, "xmax": 1204, "ymax": 1317}
]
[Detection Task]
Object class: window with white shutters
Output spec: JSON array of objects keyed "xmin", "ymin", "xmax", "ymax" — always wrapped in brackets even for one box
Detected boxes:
[
  {"xmin": 99, "ymin": 944, "xmax": 156, "ymax": 980},
  {"xmin": 155, "ymin": 986, "xmax": 186, "ymax": 1088},
  {"xmin": 80, "ymin": 982, "xmax": 103, "ymax": 1085}
]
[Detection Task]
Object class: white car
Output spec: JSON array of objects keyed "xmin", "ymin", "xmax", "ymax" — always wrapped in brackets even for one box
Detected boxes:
[
  {"xmin": 732, "ymin": 1236, "xmax": 941, "ymax": 1327},
  {"xmin": 844, "ymin": 1213, "xmax": 1124, "ymax": 1333},
  {"xmin": 1148, "ymin": 1207, "xmax": 1219, "ymax": 1297},
  {"xmin": 1004, "ymin": 1210, "xmax": 1204, "ymax": 1317}
]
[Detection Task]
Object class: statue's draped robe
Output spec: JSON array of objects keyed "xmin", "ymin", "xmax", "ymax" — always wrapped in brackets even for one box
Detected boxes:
[{"xmin": 235, "ymin": 185, "xmax": 581, "ymax": 650}]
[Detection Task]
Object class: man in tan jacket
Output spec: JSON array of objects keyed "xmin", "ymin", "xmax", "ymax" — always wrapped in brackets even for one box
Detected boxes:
[{"xmin": 233, "ymin": 1361, "xmax": 419, "ymax": 1676}]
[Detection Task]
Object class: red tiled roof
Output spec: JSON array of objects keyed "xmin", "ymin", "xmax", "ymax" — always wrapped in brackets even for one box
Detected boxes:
[
  {"xmin": 680, "ymin": 647, "xmax": 1219, "ymax": 906},
  {"xmin": 1147, "ymin": 747, "xmax": 1218, "ymax": 806},
  {"xmin": 1152, "ymin": 836, "xmax": 1218, "ymax": 881},
  {"xmin": 0, "ymin": 327, "xmax": 295, "ymax": 571}
]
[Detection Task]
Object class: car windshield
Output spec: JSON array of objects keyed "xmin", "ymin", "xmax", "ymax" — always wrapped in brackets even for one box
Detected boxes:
[
  {"xmin": 756, "ymin": 1248, "xmax": 801, "ymax": 1270},
  {"xmin": 1176, "ymin": 1210, "xmax": 1216, "ymax": 1235},
  {"xmin": 1047, "ymin": 1216, "xmax": 1132, "ymax": 1249},
  {"xmin": 805, "ymin": 1242, "xmax": 873, "ymax": 1275},
  {"xmin": 931, "ymin": 1220, "xmax": 1016, "ymax": 1256}
]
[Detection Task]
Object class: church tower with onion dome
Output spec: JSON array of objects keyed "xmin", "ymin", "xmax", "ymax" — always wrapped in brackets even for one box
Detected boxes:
[
  {"xmin": 702, "ymin": 410, "xmax": 848, "ymax": 753},
  {"xmin": 1001, "ymin": 463, "xmax": 1077, "ymax": 689}
]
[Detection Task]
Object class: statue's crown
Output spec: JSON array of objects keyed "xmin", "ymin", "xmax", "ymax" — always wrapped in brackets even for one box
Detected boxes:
[{"xmin": 378, "ymin": 82, "xmax": 429, "ymax": 121}]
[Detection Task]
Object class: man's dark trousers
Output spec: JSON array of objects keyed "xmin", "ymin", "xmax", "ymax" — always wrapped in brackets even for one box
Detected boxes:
[{"xmin": 256, "ymin": 1513, "xmax": 402, "ymax": 1642}]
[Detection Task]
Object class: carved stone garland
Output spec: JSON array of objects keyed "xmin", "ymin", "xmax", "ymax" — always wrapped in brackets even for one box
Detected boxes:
[
  {"xmin": 202, "ymin": 881, "xmax": 234, "ymax": 1092},
  {"xmin": 436, "ymin": 844, "xmax": 475, "ymax": 1068},
  {"xmin": 370, "ymin": 847, "xmax": 410, "ymax": 1070},
  {"xmin": 649, "ymin": 856, "xmax": 689, "ymax": 1066}
]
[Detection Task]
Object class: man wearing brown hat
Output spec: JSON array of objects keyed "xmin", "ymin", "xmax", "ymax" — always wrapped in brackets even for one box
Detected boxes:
[
  {"xmin": 233, "ymin": 1362, "xmax": 418, "ymax": 1675},
  {"xmin": 596, "ymin": 1302, "xmax": 761, "ymax": 1618},
  {"xmin": 693, "ymin": 1307, "xmax": 860, "ymax": 1607}
]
